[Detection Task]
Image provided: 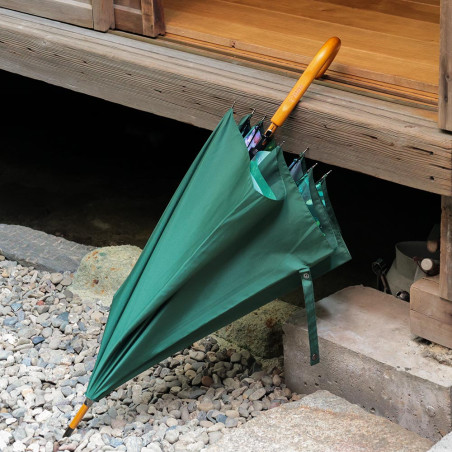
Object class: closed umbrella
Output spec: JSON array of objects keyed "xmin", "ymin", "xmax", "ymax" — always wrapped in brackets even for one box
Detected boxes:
[{"xmin": 64, "ymin": 36, "xmax": 348, "ymax": 436}]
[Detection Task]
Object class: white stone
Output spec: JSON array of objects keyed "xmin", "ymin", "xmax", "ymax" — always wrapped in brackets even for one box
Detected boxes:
[
  {"xmin": 142, "ymin": 445, "xmax": 162, "ymax": 452},
  {"xmin": 165, "ymin": 429, "xmax": 179, "ymax": 444},
  {"xmin": 35, "ymin": 410, "xmax": 52, "ymax": 422}
]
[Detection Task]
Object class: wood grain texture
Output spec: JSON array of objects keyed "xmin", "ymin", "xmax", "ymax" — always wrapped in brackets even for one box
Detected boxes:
[
  {"xmin": 113, "ymin": 0, "xmax": 165, "ymax": 37},
  {"xmin": 410, "ymin": 276, "xmax": 452, "ymax": 347},
  {"xmin": 440, "ymin": 196, "xmax": 452, "ymax": 300},
  {"xmin": 410, "ymin": 309, "xmax": 452, "ymax": 348},
  {"xmin": 411, "ymin": 277, "xmax": 452, "ymax": 321},
  {"xmin": 411, "ymin": 276, "xmax": 452, "ymax": 347},
  {"xmin": 163, "ymin": 0, "xmax": 440, "ymax": 94},
  {"xmin": 92, "ymin": 0, "xmax": 114, "ymax": 31},
  {"xmin": 113, "ymin": 2, "xmax": 143, "ymax": 34},
  {"xmin": 162, "ymin": 33, "xmax": 439, "ymax": 107},
  {"xmin": 0, "ymin": 0, "xmax": 93, "ymax": 28},
  {"xmin": 142, "ymin": 0, "xmax": 165, "ymax": 37},
  {"xmin": 0, "ymin": 8, "xmax": 450, "ymax": 195},
  {"xmin": 439, "ymin": 0, "xmax": 452, "ymax": 130}
]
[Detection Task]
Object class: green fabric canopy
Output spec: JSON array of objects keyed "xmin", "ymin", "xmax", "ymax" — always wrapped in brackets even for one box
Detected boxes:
[{"xmin": 85, "ymin": 109, "xmax": 350, "ymax": 402}]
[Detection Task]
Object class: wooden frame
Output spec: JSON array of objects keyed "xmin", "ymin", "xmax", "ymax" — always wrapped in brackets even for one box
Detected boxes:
[
  {"xmin": 0, "ymin": 0, "xmax": 95, "ymax": 28},
  {"xmin": 440, "ymin": 196, "xmax": 452, "ymax": 300},
  {"xmin": 0, "ymin": 8, "xmax": 450, "ymax": 195},
  {"xmin": 410, "ymin": 197, "xmax": 452, "ymax": 348},
  {"xmin": 114, "ymin": 0, "xmax": 165, "ymax": 37},
  {"xmin": 93, "ymin": 0, "xmax": 115, "ymax": 31},
  {"xmin": 0, "ymin": 0, "xmax": 114, "ymax": 31},
  {"xmin": 439, "ymin": 0, "xmax": 452, "ymax": 130}
]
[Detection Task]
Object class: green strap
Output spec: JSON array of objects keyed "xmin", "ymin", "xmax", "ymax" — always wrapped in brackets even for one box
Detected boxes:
[
  {"xmin": 300, "ymin": 268, "xmax": 319, "ymax": 365},
  {"xmin": 250, "ymin": 160, "xmax": 277, "ymax": 200}
]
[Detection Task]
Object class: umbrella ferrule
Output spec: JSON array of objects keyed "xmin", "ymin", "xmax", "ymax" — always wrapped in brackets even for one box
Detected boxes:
[{"xmin": 63, "ymin": 398, "xmax": 94, "ymax": 437}]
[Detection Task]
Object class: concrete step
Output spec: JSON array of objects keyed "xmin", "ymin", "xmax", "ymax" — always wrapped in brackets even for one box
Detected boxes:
[
  {"xmin": 206, "ymin": 390, "xmax": 433, "ymax": 452},
  {"xmin": 283, "ymin": 285, "xmax": 452, "ymax": 442}
]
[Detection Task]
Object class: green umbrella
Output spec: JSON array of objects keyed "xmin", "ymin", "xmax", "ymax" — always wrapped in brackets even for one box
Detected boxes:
[{"xmin": 64, "ymin": 36, "xmax": 346, "ymax": 436}]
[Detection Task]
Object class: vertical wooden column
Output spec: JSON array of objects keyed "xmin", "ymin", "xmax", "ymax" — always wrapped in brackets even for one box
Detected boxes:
[
  {"xmin": 439, "ymin": 0, "xmax": 452, "ymax": 131},
  {"xmin": 142, "ymin": 0, "xmax": 165, "ymax": 37},
  {"xmin": 410, "ymin": 197, "xmax": 452, "ymax": 348},
  {"xmin": 112, "ymin": 0, "xmax": 165, "ymax": 37},
  {"xmin": 440, "ymin": 196, "xmax": 452, "ymax": 301},
  {"xmin": 93, "ymin": 0, "xmax": 115, "ymax": 31}
]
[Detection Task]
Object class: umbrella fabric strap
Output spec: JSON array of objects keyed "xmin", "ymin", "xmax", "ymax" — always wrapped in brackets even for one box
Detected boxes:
[{"xmin": 300, "ymin": 269, "xmax": 320, "ymax": 365}]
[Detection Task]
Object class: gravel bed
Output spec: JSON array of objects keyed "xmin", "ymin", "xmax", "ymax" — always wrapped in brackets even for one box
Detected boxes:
[{"xmin": 0, "ymin": 257, "xmax": 302, "ymax": 451}]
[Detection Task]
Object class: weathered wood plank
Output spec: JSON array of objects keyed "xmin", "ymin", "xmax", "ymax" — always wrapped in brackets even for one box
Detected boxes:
[
  {"xmin": 113, "ymin": 3, "xmax": 143, "ymax": 34},
  {"xmin": 410, "ymin": 309, "xmax": 452, "ymax": 348},
  {"xmin": 0, "ymin": 8, "xmax": 450, "ymax": 195},
  {"xmin": 411, "ymin": 277, "xmax": 452, "ymax": 321},
  {"xmin": 440, "ymin": 196, "xmax": 452, "ymax": 300},
  {"xmin": 142, "ymin": 0, "xmax": 165, "ymax": 37},
  {"xmin": 93, "ymin": 0, "xmax": 114, "ymax": 31},
  {"xmin": 0, "ymin": 0, "xmax": 93, "ymax": 28},
  {"xmin": 113, "ymin": 0, "xmax": 165, "ymax": 37},
  {"xmin": 411, "ymin": 276, "xmax": 452, "ymax": 347},
  {"xmin": 439, "ymin": 0, "xmax": 452, "ymax": 130}
]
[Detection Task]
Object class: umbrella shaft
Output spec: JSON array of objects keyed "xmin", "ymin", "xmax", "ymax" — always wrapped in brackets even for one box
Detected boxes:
[{"xmin": 63, "ymin": 398, "xmax": 93, "ymax": 437}]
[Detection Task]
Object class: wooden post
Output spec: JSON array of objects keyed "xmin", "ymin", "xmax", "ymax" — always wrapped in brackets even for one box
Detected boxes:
[
  {"xmin": 410, "ymin": 197, "xmax": 452, "ymax": 347},
  {"xmin": 440, "ymin": 196, "xmax": 452, "ymax": 300},
  {"xmin": 142, "ymin": 0, "xmax": 165, "ymax": 37},
  {"xmin": 439, "ymin": 0, "xmax": 452, "ymax": 131},
  {"xmin": 93, "ymin": 0, "xmax": 115, "ymax": 32}
]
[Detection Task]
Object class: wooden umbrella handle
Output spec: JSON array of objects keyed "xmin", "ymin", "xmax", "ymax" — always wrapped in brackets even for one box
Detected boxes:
[{"xmin": 266, "ymin": 37, "xmax": 341, "ymax": 134}]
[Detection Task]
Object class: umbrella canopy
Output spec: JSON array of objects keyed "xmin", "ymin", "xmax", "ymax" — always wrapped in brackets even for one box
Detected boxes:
[
  {"xmin": 64, "ymin": 36, "xmax": 348, "ymax": 436},
  {"xmin": 85, "ymin": 109, "xmax": 338, "ymax": 402}
]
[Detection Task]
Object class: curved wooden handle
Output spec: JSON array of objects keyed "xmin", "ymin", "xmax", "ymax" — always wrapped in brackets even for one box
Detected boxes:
[{"xmin": 268, "ymin": 37, "xmax": 341, "ymax": 131}]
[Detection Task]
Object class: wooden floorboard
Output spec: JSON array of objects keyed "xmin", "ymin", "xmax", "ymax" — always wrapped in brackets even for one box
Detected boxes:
[
  {"xmin": 164, "ymin": 0, "xmax": 439, "ymax": 94},
  {"xmin": 161, "ymin": 32, "xmax": 438, "ymax": 107},
  {"xmin": 0, "ymin": 8, "xmax": 449, "ymax": 195},
  {"xmin": 224, "ymin": 0, "xmax": 439, "ymax": 41}
]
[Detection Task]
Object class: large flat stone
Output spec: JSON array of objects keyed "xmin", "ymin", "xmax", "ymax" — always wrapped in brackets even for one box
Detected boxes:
[
  {"xmin": 206, "ymin": 390, "xmax": 433, "ymax": 452},
  {"xmin": 0, "ymin": 224, "xmax": 94, "ymax": 272},
  {"xmin": 283, "ymin": 286, "xmax": 452, "ymax": 441}
]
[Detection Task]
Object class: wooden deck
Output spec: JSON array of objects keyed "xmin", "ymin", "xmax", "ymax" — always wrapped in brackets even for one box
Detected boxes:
[
  {"xmin": 0, "ymin": 7, "xmax": 450, "ymax": 196},
  {"xmin": 162, "ymin": 0, "xmax": 440, "ymax": 103}
]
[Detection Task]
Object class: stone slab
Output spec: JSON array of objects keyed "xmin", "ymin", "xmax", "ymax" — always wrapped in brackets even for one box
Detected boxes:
[
  {"xmin": 206, "ymin": 390, "xmax": 433, "ymax": 452},
  {"xmin": 0, "ymin": 224, "xmax": 94, "ymax": 272},
  {"xmin": 283, "ymin": 285, "xmax": 452, "ymax": 441},
  {"xmin": 429, "ymin": 431, "xmax": 452, "ymax": 451}
]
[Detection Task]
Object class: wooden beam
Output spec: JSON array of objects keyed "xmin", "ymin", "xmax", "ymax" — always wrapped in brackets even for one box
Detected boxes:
[
  {"xmin": 411, "ymin": 277, "xmax": 452, "ymax": 348},
  {"xmin": 113, "ymin": 0, "xmax": 164, "ymax": 37},
  {"xmin": 0, "ymin": 8, "xmax": 450, "ymax": 195},
  {"xmin": 93, "ymin": 0, "xmax": 115, "ymax": 32},
  {"xmin": 440, "ymin": 196, "xmax": 452, "ymax": 300},
  {"xmin": 439, "ymin": 0, "xmax": 452, "ymax": 130},
  {"xmin": 0, "ymin": 0, "xmax": 93, "ymax": 28}
]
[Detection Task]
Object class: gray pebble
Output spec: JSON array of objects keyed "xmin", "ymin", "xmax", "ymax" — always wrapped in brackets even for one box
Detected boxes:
[{"xmin": 50, "ymin": 273, "xmax": 64, "ymax": 284}]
